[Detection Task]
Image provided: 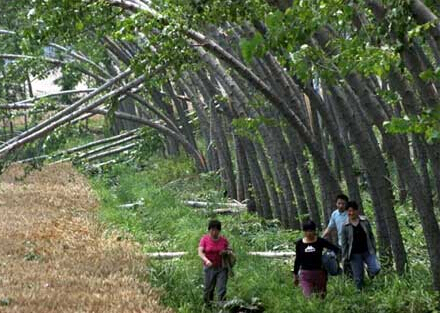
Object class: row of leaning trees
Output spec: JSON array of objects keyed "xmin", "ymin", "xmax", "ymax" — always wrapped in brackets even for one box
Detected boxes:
[{"xmin": 0, "ymin": 0, "xmax": 439, "ymax": 290}]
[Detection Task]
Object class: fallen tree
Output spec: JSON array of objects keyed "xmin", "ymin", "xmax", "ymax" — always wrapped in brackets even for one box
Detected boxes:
[
  {"xmin": 183, "ymin": 200, "xmax": 246, "ymax": 209},
  {"xmin": 73, "ymin": 134, "xmax": 140, "ymax": 161},
  {"xmin": 118, "ymin": 200, "xmax": 144, "ymax": 210},
  {"xmin": 0, "ymin": 89, "xmax": 96, "ymax": 110},
  {"xmin": 83, "ymin": 142, "xmax": 138, "ymax": 162},
  {"xmin": 16, "ymin": 129, "xmax": 140, "ymax": 164},
  {"xmin": 0, "ymin": 68, "xmax": 134, "ymax": 155},
  {"xmin": 196, "ymin": 208, "xmax": 246, "ymax": 215},
  {"xmin": 247, "ymin": 251, "xmax": 295, "ymax": 258},
  {"xmin": 145, "ymin": 252, "xmax": 187, "ymax": 259}
]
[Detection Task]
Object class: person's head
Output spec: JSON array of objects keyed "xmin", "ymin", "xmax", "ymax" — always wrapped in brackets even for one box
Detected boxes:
[
  {"xmin": 302, "ymin": 220, "xmax": 317, "ymax": 239},
  {"xmin": 336, "ymin": 194, "xmax": 348, "ymax": 212},
  {"xmin": 208, "ymin": 219, "xmax": 222, "ymax": 239},
  {"xmin": 346, "ymin": 201, "xmax": 359, "ymax": 220}
]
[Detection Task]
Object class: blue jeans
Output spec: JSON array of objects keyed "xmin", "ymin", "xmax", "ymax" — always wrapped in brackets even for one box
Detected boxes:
[{"xmin": 350, "ymin": 252, "xmax": 380, "ymax": 289}]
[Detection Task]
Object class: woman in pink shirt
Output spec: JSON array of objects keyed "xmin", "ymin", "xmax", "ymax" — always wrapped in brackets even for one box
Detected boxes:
[{"xmin": 198, "ymin": 219, "xmax": 230, "ymax": 305}]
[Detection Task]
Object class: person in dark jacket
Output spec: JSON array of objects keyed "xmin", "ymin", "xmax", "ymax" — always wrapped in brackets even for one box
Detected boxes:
[
  {"xmin": 293, "ymin": 220, "xmax": 340, "ymax": 298},
  {"xmin": 341, "ymin": 201, "xmax": 380, "ymax": 290}
]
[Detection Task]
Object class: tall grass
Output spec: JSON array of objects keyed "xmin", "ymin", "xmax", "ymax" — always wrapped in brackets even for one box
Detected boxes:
[{"xmin": 90, "ymin": 157, "xmax": 439, "ymax": 313}]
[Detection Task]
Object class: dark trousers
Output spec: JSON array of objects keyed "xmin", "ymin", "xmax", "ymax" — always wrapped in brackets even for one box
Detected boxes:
[
  {"xmin": 203, "ymin": 266, "xmax": 228, "ymax": 303},
  {"xmin": 343, "ymin": 258, "xmax": 353, "ymax": 278}
]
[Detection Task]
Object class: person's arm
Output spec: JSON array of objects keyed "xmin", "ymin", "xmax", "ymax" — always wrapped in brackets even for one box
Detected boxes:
[
  {"xmin": 322, "ymin": 214, "xmax": 335, "ymax": 238},
  {"xmin": 320, "ymin": 237, "xmax": 340, "ymax": 254},
  {"xmin": 366, "ymin": 219, "xmax": 376, "ymax": 253},
  {"xmin": 340, "ymin": 226, "xmax": 348, "ymax": 262},
  {"xmin": 322, "ymin": 227, "xmax": 332, "ymax": 238},
  {"xmin": 293, "ymin": 241, "xmax": 301, "ymax": 286},
  {"xmin": 198, "ymin": 246, "xmax": 213, "ymax": 267},
  {"xmin": 220, "ymin": 237, "xmax": 231, "ymax": 255}
]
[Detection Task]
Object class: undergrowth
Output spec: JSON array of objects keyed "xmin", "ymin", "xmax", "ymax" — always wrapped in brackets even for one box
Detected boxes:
[{"xmin": 90, "ymin": 156, "xmax": 439, "ymax": 313}]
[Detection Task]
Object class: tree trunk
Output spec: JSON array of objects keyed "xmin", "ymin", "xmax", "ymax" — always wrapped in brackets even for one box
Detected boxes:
[
  {"xmin": 185, "ymin": 73, "xmax": 220, "ymax": 171},
  {"xmin": 150, "ymin": 88, "xmax": 180, "ymax": 156},
  {"xmin": 233, "ymin": 134, "xmax": 252, "ymax": 202},
  {"xmin": 253, "ymin": 138, "xmax": 280, "ymax": 221},
  {"xmin": 257, "ymin": 120, "xmax": 298, "ymax": 227},
  {"xmin": 164, "ymin": 81, "xmax": 198, "ymax": 149},
  {"xmin": 345, "ymin": 74, "xmax": 412, "ymax": 274},
  {"xmin": 241, "ymin": 136, "xmax": 273, "ymax": 219},
  {"xmin": 209, "ymin": 98, "xmax": 237, "ymax": 199},
  {"xmin": 387, "ymin": 68, "xmax": 440, "ymax": 205},
  {"xmin": 284, "ymin": 126, "xmax": 322, "ymax": 227},
  {"xmin": 302, "ymin": 84, "xmax": 363, "ymax": 208}
]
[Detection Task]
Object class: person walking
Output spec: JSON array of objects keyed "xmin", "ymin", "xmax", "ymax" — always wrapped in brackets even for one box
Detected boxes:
[
  {"xmin": 322, "ymin": 194, "xmax": 348, "ymax": 246},
  {"xmin": 341, "ymin": 201, "xmax": 381, "ymax": 290},
  {"xmin": 198, "ymin": 219, "xmax": 231, "ymax": 305},
  {"xmin": 293, "ymin": 220, "xmax": 340, "ymax": 299},
  {"xmin": 322, "ymin": 194, "xmax": 350, "ymax": 274}
]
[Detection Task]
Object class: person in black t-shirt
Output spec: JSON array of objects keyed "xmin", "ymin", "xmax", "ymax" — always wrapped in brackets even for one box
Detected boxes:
[
  {"xmin": 341, "ymin": 201, "xmax": 381, "ymax": 290},
  {"xmin": 293, "ymin": 220, "xmax": 340, "ymax": 298}
]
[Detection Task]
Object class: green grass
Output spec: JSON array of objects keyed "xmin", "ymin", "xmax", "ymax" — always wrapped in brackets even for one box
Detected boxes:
[{"xmin": 90, "ymin": 157, "xmax": 440, "ymax": 313}]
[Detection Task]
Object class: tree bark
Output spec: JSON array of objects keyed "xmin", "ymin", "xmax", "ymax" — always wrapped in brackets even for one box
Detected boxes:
[
  {"xmin": 150, "ymin": 88, "xmax": 180, "ymax": 156},
  {"xmin": 183, "ymin": 74, "xmax": 220, "ymax": 172}
]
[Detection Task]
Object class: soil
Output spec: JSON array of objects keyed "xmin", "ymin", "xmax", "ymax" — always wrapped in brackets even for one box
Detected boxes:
[{"xmin": 0, "ymin": 163, "xmax": 172, "ymax": 313}]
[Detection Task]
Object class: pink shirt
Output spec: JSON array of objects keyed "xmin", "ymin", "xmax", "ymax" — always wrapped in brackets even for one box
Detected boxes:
[{"xmin": 199, "ymin": 235, "xmax": 229, "ymax": 267}]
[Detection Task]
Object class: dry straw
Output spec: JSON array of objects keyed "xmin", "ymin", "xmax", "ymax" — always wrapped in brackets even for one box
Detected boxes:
[{"xmin": 0, "ymin": 163, "xmax": 172, "ymax": 313}]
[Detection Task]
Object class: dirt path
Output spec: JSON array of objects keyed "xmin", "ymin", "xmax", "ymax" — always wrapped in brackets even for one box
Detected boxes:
[{"xmin": 0, "ymin": 163, "xmax": 172, "ymax": 313}]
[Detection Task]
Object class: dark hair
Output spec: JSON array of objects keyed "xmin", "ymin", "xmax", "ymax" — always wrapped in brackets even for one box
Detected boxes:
[
  {"xmin": 208, "ymin": 219, "xmax": 222, "ymax": 231},
  {"xmin": 346, "ymin": 201, "xmax": 359, "ymax": 210},
  {"xmin": 336, "ymin": 194, "xmax": 348, "ymax": 202},
  {"xmin": 302, "ymin": 220, "xmax": 316, "ymax": 231}
]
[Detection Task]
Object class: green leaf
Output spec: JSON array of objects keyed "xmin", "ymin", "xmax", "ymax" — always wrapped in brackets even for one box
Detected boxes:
[
  {"xmin": 265, "ymin": 10, "xmax": 284, "ymax": 33},
  {"xmin": 75, "ymin": 21, "xmax": 84, "ymax": 31},
  {"xmin": 383, "ymin": 116, "xmax": 412, "ymax": 134},
  {"xmin": 419, "ymin": 69, "xmax": 436, "ymax": 82},
  {"xmin": 239, "ymin": 32, "xmax": 265, "ymax": 63}
]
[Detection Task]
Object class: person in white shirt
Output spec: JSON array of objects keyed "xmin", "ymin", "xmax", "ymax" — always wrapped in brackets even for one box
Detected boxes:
[{"xmin": 322, "ymin": 194, "xmax": 350, "ymax": 275}]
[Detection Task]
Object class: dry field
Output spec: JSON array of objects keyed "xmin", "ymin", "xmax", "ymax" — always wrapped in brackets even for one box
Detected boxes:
[{"xmin": 0, "ymin": 163, "xmax": 172, "ymax": 313}]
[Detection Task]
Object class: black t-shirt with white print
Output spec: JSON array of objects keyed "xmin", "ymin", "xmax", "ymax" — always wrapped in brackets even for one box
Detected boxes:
[{"xmin": 293, "ymin": 237, "xmax": 339, "ymax": 275}]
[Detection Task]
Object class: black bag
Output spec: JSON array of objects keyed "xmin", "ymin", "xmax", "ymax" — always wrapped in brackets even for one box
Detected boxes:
[{"xmin": 322, "ymin": 250, "xmax": 341, "ymax": 276}]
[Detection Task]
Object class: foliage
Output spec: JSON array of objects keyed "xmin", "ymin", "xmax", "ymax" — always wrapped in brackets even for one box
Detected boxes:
[
  {"xmin": 240, "ymin": 32, "xmax": 267, "ymax": 63},
  {"xmin": 384, "ymin": 107, "xmax": 440, "ymax": 143},
  {"xmin": 135, "ymin": 127, "xmax": 165, "ymax": 160},
  {"xmin": 42, "ymin": 125, "xmax": 77, "ymax": 154},
  {"xmin": 153, "ymin": 0, "xmax": 268, "ymax": 28}
]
